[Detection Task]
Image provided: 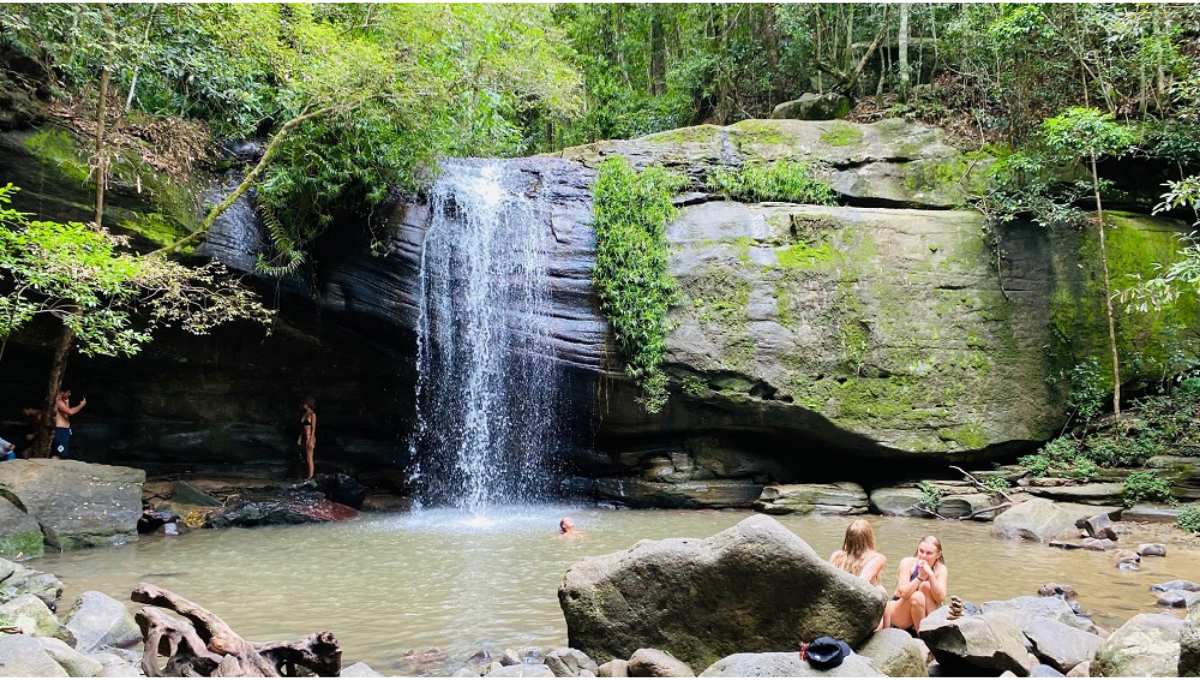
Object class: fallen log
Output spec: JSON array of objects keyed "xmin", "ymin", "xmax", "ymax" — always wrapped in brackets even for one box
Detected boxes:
[{"xmin": 132, "ymin": 583, "xmax": 341, "ymax": 677}]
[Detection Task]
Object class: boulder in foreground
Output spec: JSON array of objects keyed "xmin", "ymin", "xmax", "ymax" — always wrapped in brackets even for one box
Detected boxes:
[{"xmin": 559, "ymin": 515, "xmax": 886, "ymax": 671}]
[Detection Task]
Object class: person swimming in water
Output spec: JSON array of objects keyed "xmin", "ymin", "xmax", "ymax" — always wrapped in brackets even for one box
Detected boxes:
[{"xmin": 558, "ymin": 517, "xmax": 585, "ymax": 538}]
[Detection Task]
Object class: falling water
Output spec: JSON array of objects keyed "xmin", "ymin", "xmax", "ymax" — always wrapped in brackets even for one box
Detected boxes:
[{"xmin": 409, "ymin": 160, "xmax": 563, "ymax": 512}]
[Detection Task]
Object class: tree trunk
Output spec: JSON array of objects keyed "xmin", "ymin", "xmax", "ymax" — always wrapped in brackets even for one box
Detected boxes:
[
  {"xmin": 898, "ymin": 3, "xmax": 911, "ymax": 102},
  {"xmin": 34, "ymin": 314, "xmax": 77, "ymax": 458},
  {"xmin": 1092, "ymin": 153, "xmax": 1121, "ymax": 417},
  {"xmin": 93, "ymin": 67, "xmax": 110, "ymax": 228}
]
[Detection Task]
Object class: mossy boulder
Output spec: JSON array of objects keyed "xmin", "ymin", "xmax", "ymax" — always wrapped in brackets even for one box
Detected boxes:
[
  {"xmin": 552, "ymin": 118, "xmax": 992, "ymax": 209},
  {"xmin": 769, "ymin": 93, "xmax": 854, "ymax": 121}
]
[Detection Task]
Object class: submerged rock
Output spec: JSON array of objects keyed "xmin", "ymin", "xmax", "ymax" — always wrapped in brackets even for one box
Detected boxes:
[
  {"xmin": 559, "ymin": 515, "xmax": 886, "ymax": 671},
  {"xmin": 207, "ymin": 491, "xmax": 357, "ymax": 528}
]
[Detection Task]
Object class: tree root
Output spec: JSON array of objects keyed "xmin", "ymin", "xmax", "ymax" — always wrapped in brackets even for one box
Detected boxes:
[{"xmin": 132, "ymin": 583, "xmax": 341, "ymax": 677}]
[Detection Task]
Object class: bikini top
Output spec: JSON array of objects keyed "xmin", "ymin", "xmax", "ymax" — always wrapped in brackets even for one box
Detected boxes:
[{"xmin": 301, "ymin": 418, "xmax": 312, "ymax": 428}]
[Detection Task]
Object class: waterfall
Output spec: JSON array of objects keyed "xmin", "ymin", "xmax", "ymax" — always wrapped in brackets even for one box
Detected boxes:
[{"xmin": 409, "ymin": 159, "xmax": 564, "ymax": 512}]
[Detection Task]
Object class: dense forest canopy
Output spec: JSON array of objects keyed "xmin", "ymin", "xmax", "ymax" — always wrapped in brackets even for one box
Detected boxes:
[{"xmin": 4, "ymin": 4, "xmax": 1200, "ymax": 233}]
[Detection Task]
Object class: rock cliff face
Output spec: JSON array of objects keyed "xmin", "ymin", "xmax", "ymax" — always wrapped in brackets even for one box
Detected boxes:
[{"xmin": 1, "ymin": 118, "xmax": 1194, "ymax": 486}]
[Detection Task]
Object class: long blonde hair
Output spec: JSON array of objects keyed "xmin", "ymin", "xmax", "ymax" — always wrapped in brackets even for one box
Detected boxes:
[{"xmin": 831, "ymin": 519, "xmax": 879, "ymax": 581}]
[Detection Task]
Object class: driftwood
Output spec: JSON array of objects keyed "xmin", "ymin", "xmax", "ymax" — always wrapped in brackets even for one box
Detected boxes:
[{"xmin": 132, "ymin": 583, "xmax": 341, "ymax": 677}]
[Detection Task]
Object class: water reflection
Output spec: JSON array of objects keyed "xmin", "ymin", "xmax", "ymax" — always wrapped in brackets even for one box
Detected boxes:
[{"xmin": 37, "ymin": 508, "xmax": 1197, "ymax": 675}]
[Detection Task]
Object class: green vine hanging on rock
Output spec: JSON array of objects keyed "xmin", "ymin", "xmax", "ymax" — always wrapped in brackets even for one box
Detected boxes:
[{"xmin": 591, "ymin": 157, "xmax": 687, "ymax": 413}]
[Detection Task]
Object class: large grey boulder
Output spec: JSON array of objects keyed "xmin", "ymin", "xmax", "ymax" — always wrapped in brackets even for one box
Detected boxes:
[
  {"xmin": 1092, "ymin": 613, "xmax": 1182, "ymax": 677},
  {"xmin": 0, "ymin": 594, "xmax": 75, "ymax": 644},
  {"xmin": 869, "ymin": 488, "xmax": 926, "ymax": 517},
  {"xmin": 992, "ymin": 499, "xmax": 1083, "ymax": 543},
  {"xmin": 1022, "ymin": 618, "xmax": 1103, "ymax": 674},
  {"xmin": 919, "ymin": 608, "xmax": 1034, "ymax": 676},
  {"xmin": 627, "ymin": 649, "xmax": 695, "ymax": 677},
  {"xmin": 0, "ymin": 460, "xmax": 144, "ymax": 550},
  {"xmin": 699, "ymin": 652, "xmax": 881, "ymax": 677},
  {"xmin": 1180, "ymin": 599, "xmax": 1200, "ymax": 677},
  {"xmin": 559, "ymin": 515, "xmax": 886, "ymax": 671},
  {"xmin": 0, "ymin": 634, "xmax": 69, "ymax": 676},
  {"xmin": 769, "ymin": 93, "xmax": 853, "ymax": 121},
  {"xmin": 855, "ymin": 628, "xmax": 928, "ymax": 677},
  {"xmin": 0, "ymin": 557, "xmax": 63, "ymax": 610},
  {"xmin": 0, "ymin": 495, "xmax": 43, "ymax": 559},
  {"xmin": 753, "ymin": 483, "xmax": 868, "ymax": 515},
  {"xmin": 63, "ymin": 591, "xmax": 141, "ymax": 653},
  {"xmin": 981, "ymin": 596, "xmax": 1093, "ymax": 632}
]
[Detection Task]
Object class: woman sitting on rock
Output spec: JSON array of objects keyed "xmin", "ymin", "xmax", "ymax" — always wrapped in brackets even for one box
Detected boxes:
[
  {"xmin": 829, "ymin": 519, "xmax": 887, "ymax": 589},
  {"xmin": 883, "ymin": 535, "xmax": 948, "ymax": 635}
]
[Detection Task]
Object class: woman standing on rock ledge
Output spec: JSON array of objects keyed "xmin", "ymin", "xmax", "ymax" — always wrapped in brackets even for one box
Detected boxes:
[
  {"xmin": 883, "ymin": 535, "xmax": 948, "ymax": 634},
  {"xmin": 298, "ymin": 397, "xmax": 317, "ymax": 480},
  {"xmin": 829, "ymin": 519, "xmax": 887, "ymax": 588}
]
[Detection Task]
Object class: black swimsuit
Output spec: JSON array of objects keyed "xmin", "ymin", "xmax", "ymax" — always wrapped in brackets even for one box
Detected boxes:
[{"xmin": 891, "ymin": 564, "xmax": 922, "ymax": 601}]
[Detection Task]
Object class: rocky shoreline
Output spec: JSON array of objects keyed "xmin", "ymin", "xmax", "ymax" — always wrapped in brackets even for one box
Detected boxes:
[
  {"xmin": 2, "ymin": 460, "xmax": 1200, "ymax": 677},
  {"xmin": 0, "ymin": 514, "xmax": 1197, "ymax": 677}
]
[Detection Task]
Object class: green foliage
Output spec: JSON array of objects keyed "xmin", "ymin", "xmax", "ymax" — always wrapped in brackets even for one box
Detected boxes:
[
  {"xmin": 0, "ymin": 184, "xmax": 271, "ymax": 358},
  {"xmin": 1067, "ymin": 358, "xmax": 1107, "ymax": 421},
  {"xmin": 981, "ymin": 475, "xmax": 1012, "ymax": 494},
  {"xmin": 1178, "ymin": 504, "xmax": 1200, "ymax": 534},
  {"xmin": 916, "ymin": 481, "xmax": 942, "ymax": 511},
  {"xmin": 0, "ymin": 4, "xmax": 583, "ymax": 270},
  {"xmin": 1039, "ymin": 108, "xmax": 1141, "ymax": 160},
  {"xmin": 591, "ymin": 158, "xmax": 687, "ymax": 413},
  {"xmin": 1019, "ymin": 437, "xmax": 1096, "ymax": 482},
  {"xmin": 707, "ymin": 161, "xmax": 838, "ymax": 205},
  {"xmin": 1122, "ymin": 470, "xmax": 1174, "ymax": 507}
]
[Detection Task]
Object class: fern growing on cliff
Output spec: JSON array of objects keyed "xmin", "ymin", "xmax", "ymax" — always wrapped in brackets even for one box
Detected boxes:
[{"xmin": 591, "ymin": 157, "xmax": 686, "ymax": 413}]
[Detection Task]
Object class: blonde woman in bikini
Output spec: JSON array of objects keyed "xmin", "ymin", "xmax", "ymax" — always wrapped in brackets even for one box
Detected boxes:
[
  {"xmin": 298, "ymin": 397, "xmax": 317, "ymax": 480},
  {"xmin": 829, "ymin": 519, "xmax": 888, "ymax": 589},
  {"xmin": 883, "ymin": 535, "xmax": 948, "ymax": 634}
]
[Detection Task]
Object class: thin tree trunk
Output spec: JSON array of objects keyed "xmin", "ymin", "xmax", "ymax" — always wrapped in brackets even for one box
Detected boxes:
[
  {"xmin": 93, "ymin": 68, "xmax": 110, "ymax": 228},
  {"xmin": 1092, "ymin": 152, "xmax": 1121, "ymax": 417},
  {"xmin": 898, "ymin": 3, "xmax": 911, "ymax": 102},
  {"xmin": 35, "ymin": 313, "xmax": 77, "ymax": 458},
  {"xmin": 157, "ymin": 103, "xmax": 335, "ymax": 257}
]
